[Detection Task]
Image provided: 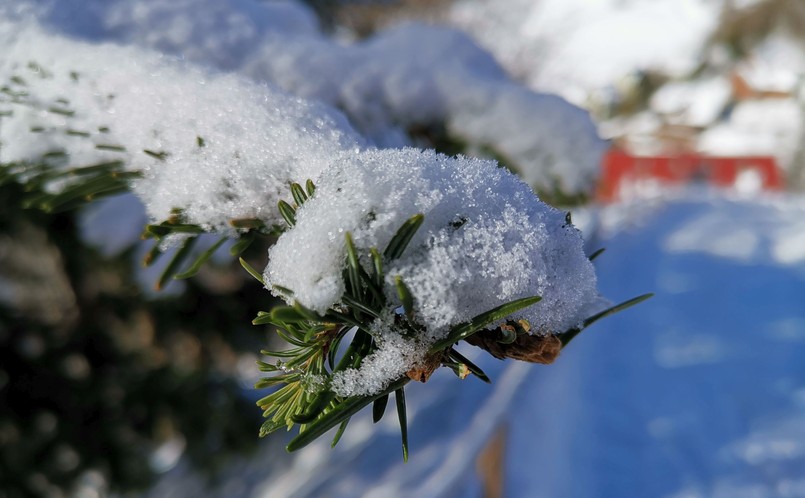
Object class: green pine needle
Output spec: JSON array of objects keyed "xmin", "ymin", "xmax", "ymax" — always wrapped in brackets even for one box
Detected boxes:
[
  {"xmin": 372, "ymin": 394, "xmax": 390, "ymax": 423},
  {"xmin": 370, "ymin": 248, "xmax": 384, "ymax": 288},
  {"xmin": 269, "ymin": 306, "xmax": 310, "ymax": 324},
  {"xmin": 395, "ymin": 387, "xmax": 409, "ymax": 462},
  {"xmin": 583, "ymin": 293, "xmax": 654, "ymax": 329},
  {"xmin": 589, "ymin": 247, "xmax": 606, "ymax": 261},
  {"xmin": 156, "ymin": 236, "xmax": 198, "ymax": 290},
  {"xmin": 330, "ymin": 420, "xmax": 349, "ymax": 448},
  {"xmin": 344, "ymin": 232, "xmax": 362, "ymax": 302},
  {"xmin": 239, "ymin": 257, "xmax": 265, "ymax": 285},
  {"xmin": 394, "ymin": 276, "xmax": 415, "ymax": 321},
  {"xmin": 174, "ymin": 237, "xmax": 227, "ymax": 279},
  {"xmin": 286, "ymin": 377, "xmax": 410, "ymax": 453},
  {"xmin": 447, "ymin": 348, "xmax": 491, "ymax": 383},
  {"xmin": 278, "ymin": 200, "xmax": 296, "ymax": 227},
  {"xmin": 290, "ymin": 182, "xmax": 308, "ymax": 206},
  {"xmin": 430, "ymin": 295, "xmax": 542, "ymax": 352},
  {"xmin": 560, "ymin": 293, "xmax": 655, "ymax": 347},
  {"xmin": 228, "ymin": 232, "xmax": 256, "ymax": 256},
  {"xmin": 384, "ymin": 213, "xmax": 424, "ymax": 260},
  {"xmin": 143, "ymin": 149, "xmax": 168, "ymax": 161},
  {"xmin": 305, "ymin": 179, "xmax": 316, "ymax": 197}
]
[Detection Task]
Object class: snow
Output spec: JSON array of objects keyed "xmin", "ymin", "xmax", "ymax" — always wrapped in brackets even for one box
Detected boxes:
[
  {"xmin": 266, "ymin": 148, "xmax": 599, "ymax": 334},
  {"xmin": 505, "ymin": 191, "xmax": 805, "ymax": 498},
  {"xmin": 737, "ymin": 34, "xmax": 805, "ymax": 94},
  {"xmin": 243, "ymin": 22, "xmax": 606, "ymax": 195},
  {"xmin": 265, "ymin": 147, "xmax": 601, "ymax": 395},
  {"xmin": 330, "ymin": 324, "xmax": 425, "ymax": 397},
  {"xmin": 661, "ymin": 194, "xmax": 805, "ymax": 266},
  {"xmin": 0, "ymin": 19, "xmax": 365, "ymax": 233},
  {"xmin": 698, "ymin": 99, "xmax": 802, "ymax": 170},
  {"xmin": 650, "ymin": 77, "xmax": 732, "ymax": 128},
  {"xmin": 5, "ymin": 0, "xmax": 321, "ymax": 68},
  {"xmin": 5, "ymin": 0, "xmax": 605, "ymax": 196},
  {"xmin": 447, "ymin": 0, "xmax": 719, "ymax": 105}
]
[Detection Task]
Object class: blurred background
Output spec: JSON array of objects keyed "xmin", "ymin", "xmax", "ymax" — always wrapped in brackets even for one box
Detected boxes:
[{"xmin": 2, "ymin": 0, "xmax": 805, "ymax": 497}]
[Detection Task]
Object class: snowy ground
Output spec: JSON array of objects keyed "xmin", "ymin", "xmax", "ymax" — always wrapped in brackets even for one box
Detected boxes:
[
  {"xmin": 512, "ymin": 191, "xmax": 805, "ymax": 498},
  {"xmin": 142, "ymin": 188, "xmax": 805, "ymax": 498}
]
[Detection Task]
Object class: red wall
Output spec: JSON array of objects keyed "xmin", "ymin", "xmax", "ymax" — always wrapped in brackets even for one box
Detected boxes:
[{"xmin": 598, "ymin": 150, "xmax": 784, "ymax": 202}]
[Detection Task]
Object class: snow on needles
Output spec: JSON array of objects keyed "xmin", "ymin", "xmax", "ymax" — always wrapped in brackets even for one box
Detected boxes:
[
  {"xmin": 2, "ymin": 14, "xmax": 603, "ymax": 397},
  {"xmin": 0, "ymin": 20, "xmax": 364, "ymax": 233},
  {"xmin": 265, "ymin": 148, "xmax": 601, "ymax": 396}
]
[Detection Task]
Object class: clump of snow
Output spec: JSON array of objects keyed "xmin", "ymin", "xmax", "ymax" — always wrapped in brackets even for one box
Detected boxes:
[
  {"xmin": 242, "ymin": 22, "xmax": 509, "ymax": 142},
  {"xmin": 0, "ymin": 20, "xmax": 364, "ymax": 233},
  {"xmin": 246, "ymin": 22, "xmax": 607, "ymax": 197},
  {"xmin": 6, "ymin": 0, "xmax": 321, "ymax": 69},
  {"xmin": 7, "ymin": 0, "xmax": 605, "ymax": 197},
  {"xmin": 448, "ymin": 86, "xmax": 604, "ymax": 195},
  {"xmin": 330, "ymin": 320, "xmax": 427, "ymax": 397},
  {"xmin": 265, "ymin": 147, "xmax": 601, "ymax": 395}
]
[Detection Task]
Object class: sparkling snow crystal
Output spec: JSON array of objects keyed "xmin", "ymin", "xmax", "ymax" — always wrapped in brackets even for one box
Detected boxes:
[{"xmin": 265, "ymin": 148, "xmax": 601, "ymax": 396}]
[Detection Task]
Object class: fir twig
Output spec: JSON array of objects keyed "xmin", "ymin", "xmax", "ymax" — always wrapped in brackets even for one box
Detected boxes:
[{"xmin": 251, "ymin": 182, "xmax": 652, "ymax": 461}]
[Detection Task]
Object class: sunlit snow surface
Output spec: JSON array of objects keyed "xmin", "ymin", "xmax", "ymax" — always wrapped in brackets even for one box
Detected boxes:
[
  {"xmin": 144, "ymin": 190, "xmax": 805, "ymax": 497},
  {"xmin": 539, "ymin": 192, "xmax": 805, "ymax": 498}
]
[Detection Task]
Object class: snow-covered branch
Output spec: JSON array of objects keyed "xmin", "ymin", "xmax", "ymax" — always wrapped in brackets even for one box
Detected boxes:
[{"xmin": 0, "ymin": 3, "xmax": 650, "ymax": 461}]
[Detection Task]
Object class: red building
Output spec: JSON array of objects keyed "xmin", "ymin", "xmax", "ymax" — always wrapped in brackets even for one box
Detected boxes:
[{"xmin": 597, "ymin": 149, "xmax": 785, "ymax": 202}]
